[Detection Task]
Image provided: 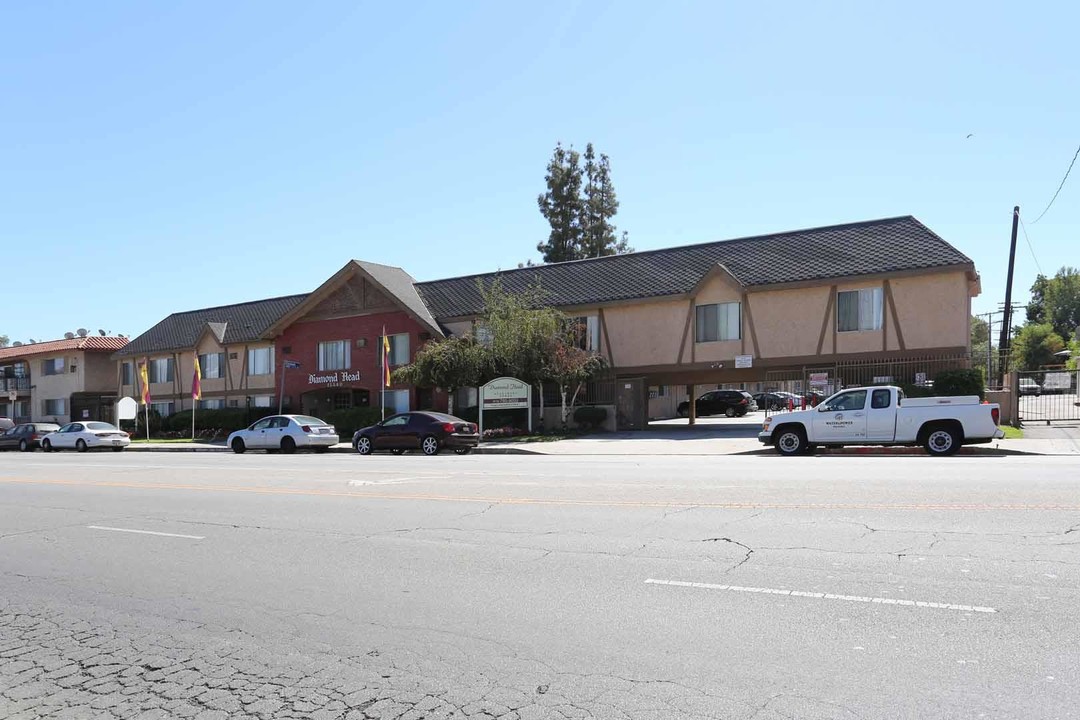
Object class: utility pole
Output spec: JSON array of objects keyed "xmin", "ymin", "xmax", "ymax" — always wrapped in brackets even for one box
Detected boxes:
[{"xmin": 998, "ymin": 206, "xmax": 1020, "ymax": 382}]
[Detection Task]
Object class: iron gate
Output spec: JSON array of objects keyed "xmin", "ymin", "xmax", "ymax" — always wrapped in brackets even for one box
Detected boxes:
[{"xmin": 1016, "ymin": 369, "xmax": 1080, "ymax": 423}]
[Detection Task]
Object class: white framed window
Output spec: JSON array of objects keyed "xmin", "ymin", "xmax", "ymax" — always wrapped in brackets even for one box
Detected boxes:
[
  {"xmin": 696, "ymin": 302, "xmax": 741, "ymax": 342},
  {"xmin": 837, "ymin": 288, "xmax": 883, "ymax": 332},
  {"xmin": 150, "ymin": 401, "xmax": 174, "ymax": 417},
  {"xmin": 248, "ymin": 347, "xmax": 274, "ymax": 376},
  {"xmin": 149, "ymin": 357, "xmax": 174, "ymax": 383},
  {"xmin": 386, "ymin": 334, "xmax": 410, "ymax": 366},
  {"xmin": 381, "ymin": 389, "xmax": 410, "ymax": 414},
  {"xmin": 252, "ymin": 395, "xmax": 274, "ymax": 408},
  {"xmin": 14, "ymin": 400, "xmax": 29, "ymax": 418},
  {"xmin": 43, "ymin": 398, "xmax": 66, "ymax": 416},
  {"xmin": 318, "ymin": 340, "xmax": 351, "ymax": 371},
  {"xmin": 571, "ymin": 317, "xmax": 601, "ymax": 352},
  {"xmin": 198, "ymin": 398, "xmax": 225, "ymax": 410},
  {"xmin": 42, "ymin": 358, "xmax": 66, "ymax": 376},
  {"xmin": 120, "ymin": 362, "xmax": 134, "ymax": 385},
  {"xmin": 199, "ymin": 352, "xmax": 226, "ymax": 379}
]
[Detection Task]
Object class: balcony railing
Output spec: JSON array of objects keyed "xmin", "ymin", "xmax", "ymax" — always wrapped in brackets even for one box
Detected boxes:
[{"xmin": 0, "ymin": 378, "xmax": 30, "ymax": 392}]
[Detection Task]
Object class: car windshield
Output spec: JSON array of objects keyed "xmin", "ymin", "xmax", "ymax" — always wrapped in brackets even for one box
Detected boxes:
[
  {"xmin": 85, "ymin": 422, "xmax": 117, "ymax": 431},
  {"xmin": 292, "ymin": 416, "xmax": 327, "ymax": 426}
]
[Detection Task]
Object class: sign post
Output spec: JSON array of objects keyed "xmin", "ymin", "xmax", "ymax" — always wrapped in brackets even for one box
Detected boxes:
[
  {"xmin": 7, "ymin": 390, "xmax": 17, "ymax": 419},
  {"xmin": 479, "ymin": 377, "xmax": 531, "ymax": 441},
  {"xmin": 279, "ymin": 360, "xmax": 301, "ymax": 414}
]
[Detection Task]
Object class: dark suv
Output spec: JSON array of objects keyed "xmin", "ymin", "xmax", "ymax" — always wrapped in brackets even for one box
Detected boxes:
[{"xmin": 677, "ymin": 390, "xmax": 756, "ymax": 418}]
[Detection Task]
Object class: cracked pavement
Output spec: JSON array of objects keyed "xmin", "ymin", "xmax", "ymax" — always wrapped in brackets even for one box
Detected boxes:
[{"xmin": 2, "ymin": 452, "xmax": 1080, "ymax": 718}]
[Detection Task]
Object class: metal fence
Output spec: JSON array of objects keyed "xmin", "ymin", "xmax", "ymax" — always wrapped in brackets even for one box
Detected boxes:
[
  {"xmin": 539, "ymin": 376, "xmax": 617, "ymax": 407},
  {"xmin": 1016, "ymin": 369, "xmax": 1080, "ymax": 423}
]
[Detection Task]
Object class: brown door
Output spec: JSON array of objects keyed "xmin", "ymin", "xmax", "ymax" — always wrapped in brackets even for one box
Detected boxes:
[{"xmin": 616, "ymin": 378, "xmax": 646, "ymax": 430}]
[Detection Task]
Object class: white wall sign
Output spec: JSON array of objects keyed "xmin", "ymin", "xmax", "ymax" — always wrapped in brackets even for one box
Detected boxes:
[
  {"xmin": 115, "ymin": 396, "xmax": 138, "ymax": 421},
  {"xmin": 873, "ymin": 375, "xmax": 894, "ymax": 384},
  {"xmin": 914, "ymin": 372, "xmax": 927, "ymax": 385},
  {"xmin": 735, "ymin": 355, "xmax": 753, "ymax": 369}
]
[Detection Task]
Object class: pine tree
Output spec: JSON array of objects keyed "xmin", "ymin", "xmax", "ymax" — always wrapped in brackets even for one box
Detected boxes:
[
  {"xmin": 536, "ymin": 143, "xmax": 584, "ymax": 263},
  {"xmin": 581, "ymin": 144, "xmax": 632, "ymax": 258}
]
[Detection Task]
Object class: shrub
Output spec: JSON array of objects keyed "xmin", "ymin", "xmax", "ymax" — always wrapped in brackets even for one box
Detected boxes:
[
  {"xmin": 898, "ymin": 382, "xmax": 935, "ymax": 399},
  {"xmin": 322, "ymin": 407, "xmax": 383, "ymax": 438},
  {"xmin": 164, "ymin": 408, "xmax": 277, "ymax": 435},
  {"xmin": 933, "ymin": 369, "xmax": 985, "ymax": 400},
  {"xmin": 573, "ymin": 405, "xmax": 607, "ymax": 430}
]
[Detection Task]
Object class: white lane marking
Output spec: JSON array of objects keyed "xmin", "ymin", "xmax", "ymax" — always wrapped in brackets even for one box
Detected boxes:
[
  {"xmin": 87, "ymin": 525, "xmax": 205, "ymax": 540},
  {"xmin": 645, "ymin": 578, "xmax": 996, "ymax": 614}
]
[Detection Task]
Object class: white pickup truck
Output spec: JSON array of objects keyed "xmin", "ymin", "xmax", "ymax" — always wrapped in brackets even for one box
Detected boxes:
[{"xmin": 758, "ymin": 386, "xmax": 1004, "ymax": 456}]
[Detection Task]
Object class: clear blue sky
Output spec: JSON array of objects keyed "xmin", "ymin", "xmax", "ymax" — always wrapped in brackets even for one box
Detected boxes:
[{"xmin": 2, "ymin": 1, "xmax": 1076, "ymax": 344}]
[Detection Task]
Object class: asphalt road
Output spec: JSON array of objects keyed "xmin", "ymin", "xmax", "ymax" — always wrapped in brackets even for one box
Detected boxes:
[{"xmin": 1, "ymin": 452, "xmax": 1078, "ymax": 720}]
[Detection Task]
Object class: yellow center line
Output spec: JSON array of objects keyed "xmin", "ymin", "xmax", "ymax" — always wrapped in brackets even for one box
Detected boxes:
[{"xmin": 1, "ymin": 476, "xmax": 1078, "ymax": 511}]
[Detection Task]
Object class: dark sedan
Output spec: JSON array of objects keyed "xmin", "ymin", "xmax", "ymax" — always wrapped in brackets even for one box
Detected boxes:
[
  {"xmin": 752, "ymin": 392, "xmax": 788, "ymax": 411},
  {"xmin": 353, "ymin": 411, "xmax": 480, "ymax": 456},
  {"xmin": 0, "ymin": 422, "xmax": 61, "ymax": 452}
]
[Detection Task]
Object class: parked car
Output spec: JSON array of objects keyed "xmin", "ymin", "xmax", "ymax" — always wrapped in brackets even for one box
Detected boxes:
[
  {"xmin": 0, "ymin": 417, "xmax": 14, "ymax": 432},
  {"xmin": 228, "ymin": 415, "xmax": 339, "ymax": 454},
  {"xmin": 752, "ymin": 392, "xmax": 788, "ymax": 411},
  {"xmin": 677, "ymin": 390, "xmax": 756, "ymax": 418},
  {"xmin": 758, "ymin": 386, "xmax": 1003, "ymax": 456},
  {"xmin": 1018, "ymin": 378, "xmax": 1042, "ymax": 396},
  {"xmin": 41, "ymin": 422, "xmax": 131, "ymax": 452},
  {"xmin": 353, "ymin": 412, "xmax": 479, "ymax": 456},
  {"xmin": 0, "ymin": 422, "xmax": 61, "ymax": 452}
]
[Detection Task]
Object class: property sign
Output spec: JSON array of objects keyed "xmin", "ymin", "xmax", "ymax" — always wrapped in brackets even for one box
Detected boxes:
[
  {"xmin": 735, "ymin": 355, "xmax": 753, "ymax": 369},
  {"xmin": 307, "ymin": 371, "xmax": 361, "ymax": 386},
  {"xmin": 115, "ymin": 397, "xmax": 138, "ymax": 421},
  {"xmin": 479, "ymin": 376, "xmax": 532, "ymax": 439},
  {"xmin": 809, "ymin": 372, "xmax": 829, "ymax": 387},
  {"xmin": 873, "ymin": 375, "xmax": 894, "ymax": 384},
  {"xmin": 914, "ymin": 372, "xmax": 928, "ymax": 385},
  {"xmin": 481, "ymin": 377, "xmax": 530, "ymax": 409}
]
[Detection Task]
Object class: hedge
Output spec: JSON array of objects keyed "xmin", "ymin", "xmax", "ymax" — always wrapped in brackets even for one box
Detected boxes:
[
  {"xmin": 320, "ymin": 407, "xmax": 382, "ymax": 438},
  {"xmin": 898, "ymin": 368, "xmax": 985, "ymax": 401},
  {"xmin": 165, "ymin": 408, "xmax": 278, "ymax": 434}
]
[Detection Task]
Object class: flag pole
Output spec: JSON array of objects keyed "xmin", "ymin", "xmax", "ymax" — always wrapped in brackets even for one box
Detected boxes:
[
  {"xmin": 381, "ymin": 326, "xmax": 386, "ymax": 422},
  {"xmin": 145, "ymin": 402, "xmax": 150, "ymax": 442}
]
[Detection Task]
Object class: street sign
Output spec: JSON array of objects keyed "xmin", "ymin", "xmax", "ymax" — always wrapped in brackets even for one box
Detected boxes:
[
  {"xmin": 284, "ymin": 360, "xmax": 301, "ymax": 369},
  {"xmin": 735, "ymin": 355, "xmax": 753, "ymax": 369},
  {"xmin": 915, "ymin": 372, "xmax": 927, "ymax": 385},
  {"xmin": 7, "ymin": 390, "xmax": 16, "ymax": 403}
]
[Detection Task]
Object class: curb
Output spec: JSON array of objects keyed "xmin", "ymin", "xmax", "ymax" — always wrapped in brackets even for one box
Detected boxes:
[
  {"xmin": 736, "ymin": 446, "xmax": 1038, "ymax": 457},
  {"xmin": 124, "ymin": 445, "xmax": 540, "ymax": 456}
]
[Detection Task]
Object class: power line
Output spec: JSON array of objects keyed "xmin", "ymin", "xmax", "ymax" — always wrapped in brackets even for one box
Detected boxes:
[
  {"xmin": 1017, "ymin": 214, "xmax": 1043, "ymax": 274},
  {"xmin": 1032, "ymin": 143, "xmax": 1080, "ymax": 224}
]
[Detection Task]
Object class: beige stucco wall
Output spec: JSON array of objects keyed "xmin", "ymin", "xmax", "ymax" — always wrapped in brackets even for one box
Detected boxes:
[
  {"xmin": 604, "ymin": 299, "xmax": 688, "ymax": 367},
  {"xmin": 32, "ymin": 352, "xmax": 81, "ymax": 423},
  {"xmin": 748, "ymin": 286, "xmax": 831, "ymax": 358},
  {"xmin": 83, "ymin": 353, "xmax": 119, "ymax": 392},
  {"xmin": 889, "ymin": 271, "xmax": 969, "ymax": 350}
]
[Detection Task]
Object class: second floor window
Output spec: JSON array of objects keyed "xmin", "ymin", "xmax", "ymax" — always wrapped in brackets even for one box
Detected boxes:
[
  {"xmin": 571, "ymin": 317, "xmax": 601, "ymax": 352},
  {"xmin": 199, "ymin": 352, "xmax": 226, "ymax": 379},
  {"xmin": 386, "ymin": 334, "xmax": 409, "ymax": 366},
  {"xmin": 148, "ymin": 357, "xmax": 174, "ymax": 384},
  {"xmin": 318, "ymin": 341, "xmax": 350, "ymax": 371},
  {"xmin": 837, "ymin": 288, "xmax": 883, "ymax": 332},
  {"xmin": 42, "ymin": 358, "xmax": 66, "ymax": 376},
  {"xmin": 696, "ymin": 302, "xmax": 741, "ymax": 342},
  {"xmin": 121, "ymin": 362, "xmax": 133, "ymax": 385},
  {"xmin": 248, "ymin": 347, "xmax": 273, "ymax": 376}
]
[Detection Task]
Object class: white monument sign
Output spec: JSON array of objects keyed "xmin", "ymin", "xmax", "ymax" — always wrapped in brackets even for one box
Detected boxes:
[
  {"xmin": 479, "ymin": 377, "xmax": 532, "ymax": 438},
  {"xmin": 115, "ymin": 396, "xmax": 138, "ymax": 422}
]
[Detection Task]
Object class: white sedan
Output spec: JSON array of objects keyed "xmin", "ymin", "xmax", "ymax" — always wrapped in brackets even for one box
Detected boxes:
[
  {"xmin": 227, "ymin": 414, "xmax": 339, "ymax": 454},
  {"xmin": 41, "ymin": 421, "xmax": 131, "ymax": 452}
]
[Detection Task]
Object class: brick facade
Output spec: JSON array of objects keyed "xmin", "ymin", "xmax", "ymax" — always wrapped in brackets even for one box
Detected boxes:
[{"xmin": 274, "ymin": 311, "xmax": 447, "ymax": 417}]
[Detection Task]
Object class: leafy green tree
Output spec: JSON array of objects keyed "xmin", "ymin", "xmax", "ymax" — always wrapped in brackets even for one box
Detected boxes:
[
  {"xmin": 544, "ymin": 320, "xmax": 608, "ymax": 426},
  {"xmin": 536, "ymin": 143, "xmax": 584, "ymax": 263},
  {"xmin": 1025, "ymin": 267, "xmax": 1080, "ymax": 341},
  {"xmin": 1010, "ymin": 323, "xmax": 1065, "ymax": 371},
  {"xmin": 581, "ymin": 143, "xmax": 632, "ymax": 259},
  {"xmin": 392, "ymin": 335, "xmax": 494, "ymax": 407},
  {"xmin": 0, "ymin": 335, "xmax": 8, "ymax": 348},
  {"xmin": 1066, "ymin": 331, "xmax": 1079, "ymax": 371}
]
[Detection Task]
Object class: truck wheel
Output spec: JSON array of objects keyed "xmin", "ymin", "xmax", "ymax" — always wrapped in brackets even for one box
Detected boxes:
[
  {"xmin": 923, "ymin": 425, "xmax": 960, "ymax": 456},
  {"xmin": 774, "ymin": 427, "xmax": 808, "ymax": 456}
]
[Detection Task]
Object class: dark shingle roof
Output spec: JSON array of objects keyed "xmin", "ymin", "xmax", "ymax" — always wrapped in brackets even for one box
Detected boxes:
[
  {"xmin": 355, "ymin": 261, "xmax": 443, "ymax": 337},
  {"xmin": 116, "ymin": 294, "xmax": 308, "ymax": 357},
  {"xmin": 416, "ymin": 216, "xmax": 973, "ymax": 319}
]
